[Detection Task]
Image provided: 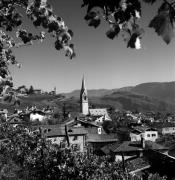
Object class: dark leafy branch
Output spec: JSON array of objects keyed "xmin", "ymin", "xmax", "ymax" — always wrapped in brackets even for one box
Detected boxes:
[
  {"xmin": 81, "ymin": 0, "xmax": 175, "ymax": 47},
  {"xmin": 0, "ymin": 0, "xmax": 75, "ymax": 101},
  {"xmin": 1, "ymin": 0, "xmax": 175, "ymax": 103}
]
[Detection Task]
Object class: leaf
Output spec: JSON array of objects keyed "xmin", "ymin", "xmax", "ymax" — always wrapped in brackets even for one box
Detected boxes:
[
  {"xmin": 114, "ymin": 11, "xmax": 126, "ymax": 23},
  {"xmin": 64, "ymin": 44, "xmax": 76, "ymax": 59},
  {"xmin": 86, "ymin": 0, "xmax": 105, "ymax": 13},
  {"xmin": 127, "ymin": 33, "xmax": 139, "ymax": 48},
  {"xmin": 84, "ymin": 11, "xmax": 97, "ymax": 21},
  {"xmin": 68, "ymin": 29, "xmax": 74, "ymax": 37},
  {"xmin": 55, "ymin": 40, "xmax": 63, "ymax": 50},
  {"xmin": 149, "ymin": 6, "xmax": 174, "ymax": 44},
  {"xmin": 88, "ymin": 18, "xmax": 101, "ymax": 28},
  {"xmin": 106, "ymin": 24, "xmax": 120, "ymax": 39},
  {"xmin": 84, "ymin": 11, "xmax": 101, "ymax": 28},
  {"xmin": 48, "ymin": 21, "xmax": 59, "ymax": 33},
  {"xmin": 114, "ymin": 0, "xmax": 141, "ymax": 23}
]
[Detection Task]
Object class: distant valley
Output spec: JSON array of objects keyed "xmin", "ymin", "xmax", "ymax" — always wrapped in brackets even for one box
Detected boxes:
[
  {"xmin": 65, "ymin": 81, "xmax": 175, "ymax": 105},
  {"xmin": 1, "ymin": 81, "xmax": 175, "ymax": 113}
]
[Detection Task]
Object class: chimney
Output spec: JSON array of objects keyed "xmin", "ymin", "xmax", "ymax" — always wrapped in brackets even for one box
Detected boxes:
[{"xmin": 141, "ymin": 133, "xmax": 145, "ymax": 149}]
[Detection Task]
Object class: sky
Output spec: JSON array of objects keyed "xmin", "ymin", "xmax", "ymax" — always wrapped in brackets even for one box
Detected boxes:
[{"xmin": 9, "ymin": 0, "xmax": 175, "ymax": 93}]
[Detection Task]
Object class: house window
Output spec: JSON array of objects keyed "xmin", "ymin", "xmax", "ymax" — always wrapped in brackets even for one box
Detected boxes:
[
  {"xmin": 73, "ymin": 135, "xmax": 78, "ymax": 141},
  {"xmin": 98, "ymin": 128, "xmax": 102, "ymax": 134},
  {"xmin": 147, "ymin": 134, "xmax": 150, "ymax": 137},
  {"xmin": 152, "ymin": 134, "xmax": 156, "ymax": 137}
]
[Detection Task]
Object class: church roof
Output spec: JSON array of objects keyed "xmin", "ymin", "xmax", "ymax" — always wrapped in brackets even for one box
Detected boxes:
[
  {"xmin": 89, "ymin": 108, "xmax": 109, "ymax": 116},
  {"xmin": 80, "ymin": 76, "xmax": 87, "ymax": 94}
]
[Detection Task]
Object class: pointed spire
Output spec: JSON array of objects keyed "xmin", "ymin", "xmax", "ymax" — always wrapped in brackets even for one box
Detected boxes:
[
  {"xmin": 80, "ymin": 75, "xmax": 89, "ymax": 115},
  {"xmin": 81, "ymin": 75, "xmax": 87, "ymax": 94}
]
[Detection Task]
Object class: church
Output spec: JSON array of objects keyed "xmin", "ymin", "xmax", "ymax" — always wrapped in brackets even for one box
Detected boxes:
[{"xmin": 80, "ymin": 76, "xmax": 111, "ymax": 122}]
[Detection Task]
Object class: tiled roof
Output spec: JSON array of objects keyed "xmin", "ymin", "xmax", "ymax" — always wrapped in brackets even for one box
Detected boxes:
[
  {"xmin": 108, "ymin": 141, "xmax": 168, "ymax": 153},
  {"xmin": 89, "ymin": 108, "xmax": 108, "ymax": 116},
  {"xmin": 110, "ymin": 141, "xmax": 143, "ymax": 153},
  {"xmin": 131, "ymin": 126, "xmax": 157, "ymax": 133},
  {"xmin": 86, "ymin": 134, "xmax": 118, "ymax": 143},
  {"xmin": 76, "ymin": 119, "xmax": 100, "ymax": 127},
  {"xmin": 127, "ymin": 157, "xmax": 150, "ymax": 173},
  {"xmin": 101, "ymin": 142, "xmax": 120, "ymax": 154},
  {"xmin": 37, "ymin": 126, "xmax": 87, "ymax": 137}
]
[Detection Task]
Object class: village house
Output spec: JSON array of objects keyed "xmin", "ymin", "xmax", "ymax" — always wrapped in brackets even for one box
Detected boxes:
[
  {"xmin": 71, "ymin": 117, "xmax": 106, "ymax": 134},
  {"xmin": 130, "ymin": 126, "xmax": 158, "ymax": 142},
  {"xmin": 86, "ymin": 133, "xmax": 118, "ymax": 154},
  {"xmin": 151, "ymin": 122, "xmax": 175, "ymax": 135},
  {"xmin": 101, "ymin": 139, "xmax": 168, "ymax": 163},
  {"xmin": 60, "ymin": 115, "xmax": 117, "ymax": 154},
  {"xmin": 41, "ymin": 125, "xmax": 87, "ymax": 152}
]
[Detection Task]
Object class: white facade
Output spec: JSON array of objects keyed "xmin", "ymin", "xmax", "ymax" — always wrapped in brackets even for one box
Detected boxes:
[
  {"xmin": 130, "ymin": 129, "xmax": 158, "ymax": 142},
  {"xmin": 162, "ymin": 127, "xmax": 175, "ymax": 135}
]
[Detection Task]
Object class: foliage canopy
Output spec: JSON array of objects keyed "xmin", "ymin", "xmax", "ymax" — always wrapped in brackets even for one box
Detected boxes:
[{"xmin": 0, "ymin": 0, "xmax": 175, "ymax": 102}]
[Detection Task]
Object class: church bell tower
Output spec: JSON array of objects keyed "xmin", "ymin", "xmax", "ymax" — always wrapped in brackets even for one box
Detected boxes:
[{"xmin": 80, "ymin": 76, "xmax": 89, "ymax": 115}]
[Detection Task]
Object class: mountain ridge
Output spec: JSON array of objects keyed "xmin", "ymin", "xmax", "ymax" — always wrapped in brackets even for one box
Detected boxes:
[
  {"xmin": 64, "ymin": 81, "xmax": 175, "ymax": 105},
  {"xmin": 1, "ymin": 81, "xmax": 175, "ymax": 113}
]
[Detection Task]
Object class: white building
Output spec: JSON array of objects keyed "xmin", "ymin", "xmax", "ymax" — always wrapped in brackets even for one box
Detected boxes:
[{"xmin": 130, "ymin": 127, "xmax": 158, "ymax": 142}]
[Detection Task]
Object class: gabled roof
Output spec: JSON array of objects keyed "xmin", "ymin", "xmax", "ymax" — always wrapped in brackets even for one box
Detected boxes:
[
  {"xmin": 89, "ymin": 108, "xmax": 109, "ymax": 116},
  {"xmin": 108, "ymin": 141, "xmax": 168, "ymax": 153},
  {"xmin": 101, "ymin": 142, "xmax": 120, "ymax": 154},
  {"xmin": 131, "ymin": 126, "xmax": 157, "ymax": 134},
  {"xmin": 127, "ymin": 157, "xmax": 150, "ymax": 174},
  {"xmin": 38, "ymin": 126, "xmax": 87, "ymax": 137},
  {"xmin": 86, "ymin": 134, "xmax": 118, "ymax": 143},
  {"xmin": 76, "ymin": 119, "xmax": 101, "ymax": 127}
]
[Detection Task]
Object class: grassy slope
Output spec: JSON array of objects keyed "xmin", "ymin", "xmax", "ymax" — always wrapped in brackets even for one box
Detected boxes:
[
  {"xmin": 131, "ymin": 81, "xmax": 175, "ymax": 104},
  {"xmin": 0, "ymin": 90, "xmax": 174, "ymax": 114}
]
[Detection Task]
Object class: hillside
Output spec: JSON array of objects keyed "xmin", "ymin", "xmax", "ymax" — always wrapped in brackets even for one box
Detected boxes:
[
  {"xmin": 64, "ymin": 86, "xmax": 133, "ymax": 98},
  {"xmin": 65, "ymin": 81, "xmax": 175, "ymax": 106},
  {"xmin": 131, "ymin": 81, "xmax": 175, "ymax": 104},
  {"xmin": 1, "ymin": 81, "xmax": 175, "ymax": 113},
  {"xmin": 63, "ymin": 91, "xmax": 175, "ymax": 112},
  {"xmin": 98, "ymin": 91, "xmax": 174, "ymax": 112}
]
